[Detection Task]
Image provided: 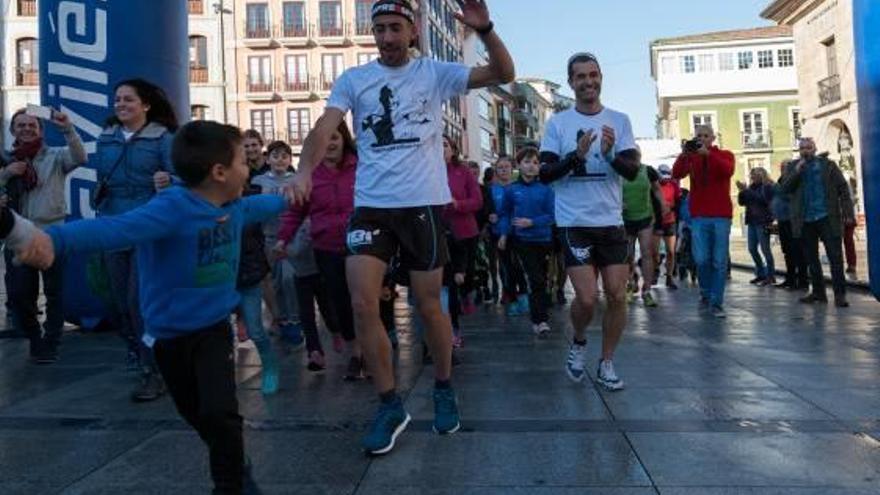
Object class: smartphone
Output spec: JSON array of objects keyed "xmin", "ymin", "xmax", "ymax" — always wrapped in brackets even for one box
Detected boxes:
[{"xmin": 26, "ymin": 104, "xmax": 53, "ymax": 120}]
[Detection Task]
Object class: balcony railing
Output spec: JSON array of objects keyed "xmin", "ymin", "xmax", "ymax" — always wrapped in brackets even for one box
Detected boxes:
[
  {"xmin": 741, "ymin": 131, "xmax": 772, "ymax": 150},
  {"xmin": 283, "ymin": 79, "xmax": 310, "ymax": 92},
  {"xmin": 246, "ymin": 78, "xmax": 275, "ymax": 93},
  {"xmin": 245, "ymin": 25, "xmax": 273, "ymax": 39},
  {"xmin": 288, "ymin": 132, "xmax": 306, "ymax": 146},
  {"xmin": 189, "ymin": 66, "xmax": 209, "ymax": 84},
  {"xmin": 18, "ymin": 0, "xmax": 36, "ymax": 16},
  {"xmin": 16, "ymin": 68, "xmax": 38, "ymax": 86},
  {"xmin": 319, "ymin": 25, "xmax": 344, "ymax": 37},
  {"xmin": 355, "ymin": 23, "xmax": 372, "ymax": 36},
  {"xmin": 281, "ymin": 24, "xmax": 308, "ymax": 38},
  {"xmin": 187, "ymin": 0, "xmax": 204, "ymax": 15},
  {"xmin": 818, "ymin": 74, "xmax": 841, "ymax": 106},
  {"xmin": 320, "ymin": 74, "xmax": 339, "ymax": 91}
]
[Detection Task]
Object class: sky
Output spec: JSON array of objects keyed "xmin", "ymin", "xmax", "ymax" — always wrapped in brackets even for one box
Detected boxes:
[{"xmin": 491, "ymin": 0, "xmax": 776, "ymax": 137}]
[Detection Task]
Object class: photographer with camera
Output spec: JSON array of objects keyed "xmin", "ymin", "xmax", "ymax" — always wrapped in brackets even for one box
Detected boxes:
[
  {"xmin": 1, "ymin": 107, "xmax": 86, "ymax": 363},
  {"xmin": 672, "ymin": 125, "xmax": 735, "ymax": 318}
]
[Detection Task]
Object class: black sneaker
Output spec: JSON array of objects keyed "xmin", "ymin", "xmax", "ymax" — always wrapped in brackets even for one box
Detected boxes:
[
  {"xmin": 835, "ymin": 297, "xmax": 850, "ymax": 308},
  {"xmin": 749, "ymin": 277, "xmax": 762, "ymax": 284},
  {"xmin": 344, "ymin": 356, "xmax": 364, "ymax": 381},
  {"xmin": 32, "ymin": 341, "xmax": 59, "ymax": 365},
  {"xmin": 131, "ymin": 373, "xmax": 166, "ymax": 402},
  {"xmin": 799, "ymin": 293, "xmax": 828, "ymax": 304},
  {"xmin": 665, "ymin": 276, "xmax": 678, "ymax": 290}
]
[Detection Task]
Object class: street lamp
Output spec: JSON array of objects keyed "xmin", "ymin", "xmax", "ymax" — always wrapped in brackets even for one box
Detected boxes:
[{"xmin": 213, "ymin": 1, "xmax": 233, "ymax": 123}]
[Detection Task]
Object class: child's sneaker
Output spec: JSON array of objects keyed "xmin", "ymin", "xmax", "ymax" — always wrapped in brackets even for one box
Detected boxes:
[
  {"xmin": 432, "ymin": 386, "xmax": 461, "ymax": 435},
  {"xmin": 280, "ymin": 322, "xmax": 304, "ymax": 350},
  {"xmin": 307, "ymin": 350, "xmax": 326, "ymax": 372},
  {"xmin": 596, "ymin": 359, "xmax": 625, "ymax": 391},
  {"xmin": 534, "ymin": 321, "xmax": 550, "ymax": 338},
  {"xmin": 516, "ymin": 294, "xmax": 530, "ymax": 314},
  {"xmin": 332, "ymin": 334, "xmax": 345, "ymax": 354}
]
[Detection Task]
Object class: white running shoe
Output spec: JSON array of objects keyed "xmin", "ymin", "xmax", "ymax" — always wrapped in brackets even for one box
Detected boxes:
[
  {"xmin": 596, "ymin": 359, "xmax": 625, "ymax": 391},
  {"xmin": 565, "ymin": 343, "xmax": 588, "ymax": 382}
]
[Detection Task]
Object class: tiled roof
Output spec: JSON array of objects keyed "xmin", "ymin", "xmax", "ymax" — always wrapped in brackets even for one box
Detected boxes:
[{"xmin": 652, "ymin": 25, "xmax": 793, "ymax": 47}]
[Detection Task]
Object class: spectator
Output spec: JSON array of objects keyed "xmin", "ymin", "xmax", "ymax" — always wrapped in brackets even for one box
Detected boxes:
[
  {"xmin": 1, "ymin": 107, "xmax": 87, "ymax": 363},
  {"xmin": 781, "ymin": 138, "xmax": 855, "ymax": 308},
  {"xmin": 737, "ymin": 167, "xmax": 776, "ymax": 286},
  {"xmin": 773, "ymin": 160, "xmax": 809, "ymax": 290}
]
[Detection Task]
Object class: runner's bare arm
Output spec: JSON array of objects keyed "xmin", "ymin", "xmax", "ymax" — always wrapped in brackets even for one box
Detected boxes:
[
  {"xmin": 611, "ymin": 149, "xmax": 640, "ymax": 181},
  {"xmin": 455, "ymin": 0, "xmax": 515, "ymax": 89},
  {"xmin": 297, "ymin": 108, "xmax": 345, "ymax": 177}
]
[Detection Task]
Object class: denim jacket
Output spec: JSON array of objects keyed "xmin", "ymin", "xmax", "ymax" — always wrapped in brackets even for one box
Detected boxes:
[{"xmin": 93, "ymin": 122, "xmax": 174, "ymax": 217}]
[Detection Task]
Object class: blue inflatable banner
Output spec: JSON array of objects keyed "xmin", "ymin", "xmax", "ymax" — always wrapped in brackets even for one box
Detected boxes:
[
  {"xmin": 854, "ymin": 0, "xmax": 880, "ymax": 300},
  {"xmin": 39, "ymin": 0, "xmax": 189, "ymax": 326}
]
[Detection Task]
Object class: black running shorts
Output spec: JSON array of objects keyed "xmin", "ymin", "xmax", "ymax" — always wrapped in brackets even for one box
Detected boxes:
[
  {"xmin": 346, "ymin": 205, "xmax": 449, "ymax": 272},
  {"xmin": 559, "ymin": 226, "xmax": 629, "ymax": 268}
]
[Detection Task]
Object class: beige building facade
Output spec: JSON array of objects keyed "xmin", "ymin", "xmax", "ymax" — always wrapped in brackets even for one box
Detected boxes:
[{"xmin": 762, "ymin": 0, "xmax": 864, "ymax": 215}]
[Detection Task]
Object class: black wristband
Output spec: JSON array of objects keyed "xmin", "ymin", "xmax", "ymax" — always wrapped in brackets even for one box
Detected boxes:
[{"xmin": 476, "ymin": 21, "xmax": 494, "ymax": 36}]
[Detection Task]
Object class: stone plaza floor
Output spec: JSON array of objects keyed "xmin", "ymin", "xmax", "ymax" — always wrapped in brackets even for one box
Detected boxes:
[{"xmin": 0, "ymin": 273, "xmax": 879, "ymax": 494}]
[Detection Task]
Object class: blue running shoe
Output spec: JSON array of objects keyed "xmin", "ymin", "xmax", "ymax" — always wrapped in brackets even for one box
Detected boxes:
[
  {"xmin": 432, "ymin": 387, "xmax": 461, "ymax": 435},
  {"xmin": 363, "ymin": 400, "xmax": 411, "ymax": 455},
  {"xmin": 516, "ymin": 294, "xmax": 530, "ymax": 315}
]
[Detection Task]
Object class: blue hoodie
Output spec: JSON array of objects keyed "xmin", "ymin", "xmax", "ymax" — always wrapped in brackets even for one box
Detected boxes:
[
  {"xmin": 489, "ymin": 183, "xmax": 507, "ymax": 236},
  {"xmin": 47, "ymin": 186, "xmax": 286, "ymax": 341},
  {"xmin": 498, "ymin": 178, "xmax": 555, "ymax": 243}
]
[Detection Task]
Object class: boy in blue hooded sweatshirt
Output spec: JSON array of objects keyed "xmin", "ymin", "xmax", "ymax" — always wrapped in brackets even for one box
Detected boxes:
[
  {"xmin": 498, "ymin": 147, "xmax": 556, "ymax": 336},
  {"xmin": 20, "ymin": 121, "xmax": 283, "ymax": 494}
]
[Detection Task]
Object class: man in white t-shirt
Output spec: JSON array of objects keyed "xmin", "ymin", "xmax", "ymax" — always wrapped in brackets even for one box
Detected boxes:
[
  {"xmin": 291, "ymin": 0, "xmax": 514, "ymax": 456},
  {"xmin": 539, "ymin": 53, "xmax": 640, "ymax": 392}
]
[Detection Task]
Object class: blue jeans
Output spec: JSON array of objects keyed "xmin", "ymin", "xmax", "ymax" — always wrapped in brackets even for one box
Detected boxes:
[
  {"xmin": 237, "ymin": 285, "xmax": 270, "ymax": 349},
  {"xmin": 747, "ymin": 224, "xmax": 775, "ymax": 279},
  {"xmin": 104, "ymin": 250, "xmax": 157, "ymax": 372},
  {"xmin": 690, "ymin": 218, "xmax": 731, "ymax": 307},
  {"xmin": 270, "ymin": 258, "xmax": 299, "ymax": 324}
]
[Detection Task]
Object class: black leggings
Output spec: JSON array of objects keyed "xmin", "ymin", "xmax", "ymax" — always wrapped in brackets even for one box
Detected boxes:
[
  {"xmin": 515, "ymin": 242, "xmax": 551, "ymax": 324},
  {"xmin": 295, "ymin": 273, "xmax": 339, "ymax": 354},
  {"xmin": 314, "ymin": 250, "xmax": 356, "ymax": 342},
  {"xmin": 494, "ymin": 235, "xmax": 527, "ymax": 302}
]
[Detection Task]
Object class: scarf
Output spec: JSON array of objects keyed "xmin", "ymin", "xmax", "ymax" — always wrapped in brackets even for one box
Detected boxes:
[{"xmin": 10, "ymin": 138, "xmax": 42, "ymax": 191}]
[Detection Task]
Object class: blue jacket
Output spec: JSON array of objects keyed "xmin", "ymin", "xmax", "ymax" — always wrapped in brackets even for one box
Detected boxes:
[
  {"xmin": 738, "ymin": 183, "xmax": 775, "ymax": 225},
  {"xmin": 498, "ymin": 178, "xmax": 555, "ymax": 243},
  {"xmin": 489, "ymin": 183, "xmax": 507, "ymax": 236},
  {"xmin": 48, "ymin": 186, "xmax": 286, "ymax": 341},
  {"xmin": 93, "ymin": 122, "xmax": 175, "ymax": 217}
]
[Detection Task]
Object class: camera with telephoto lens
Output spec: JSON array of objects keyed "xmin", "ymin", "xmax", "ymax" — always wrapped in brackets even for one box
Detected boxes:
[{"xmin": 684, "ymin": 138, "xmax": 703, "ymax": 153}]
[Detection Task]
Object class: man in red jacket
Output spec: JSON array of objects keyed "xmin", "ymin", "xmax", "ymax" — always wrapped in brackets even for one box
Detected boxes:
[{"xmin": 672, "ymin": 125, "xmax": 736, "ymax": 318}]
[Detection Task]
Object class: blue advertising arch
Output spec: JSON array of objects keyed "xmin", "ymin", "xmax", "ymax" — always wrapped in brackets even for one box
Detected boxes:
[
  {"xmin": 39, "ymin": 0, "xmax": 189, "ymax": 325},
  {"xmin": 854, "ymin": 0, "xmax": 880, "ymax": 300}
]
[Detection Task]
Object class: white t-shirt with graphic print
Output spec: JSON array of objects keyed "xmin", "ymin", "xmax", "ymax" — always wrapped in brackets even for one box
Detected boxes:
[
  {"xmin": 540, "ymin": 107, "xmax": 637, "ymax": 228},
  {"xmin": 326, "ymin": 57, "xmax": 470, "ymax": 208}
]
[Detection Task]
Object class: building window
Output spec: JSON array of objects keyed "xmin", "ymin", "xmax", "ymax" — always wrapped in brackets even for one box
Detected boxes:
[
  {"xmin": 691, "ymin": 113, "xmax": 715, "ymax": 134},
  {"xmin": 823, "ymin": 37, "xmax": 838, "ymax": 76},
  {"xmin": 778, "ymin": 48, "xmax": 794, "ymax": 68},
  {"xmin": 285, "ymin": 55, "xmax": 309, "ymax": 90},
  {"xmin": 698, "ymin": 54, "xmax": 715, "ymax": 72},
  {"xmin": 188, "ymin": 0, "xmax": 204, "ymax": 15},
  {"xmin": 790, "ymin": 108, "xmax": 802, "ymax": 146},
  {"xmin": 248, "ymin": 56, "xmax": 272, "ymax": 91},
  {"xmin": 742, "ymin": 110, "xmax": 767, "ymax": 148},
  {"xmin": 738, "ymin": 51, "xmax": 753, "ymax": 70},
  {"xmin": 746, "ymin": 157, "xmax": 769, "ymax": 171},
  {"xmin": 681, "ymin": 55, "xmax": 695, "ymax": 74},
  {"xmin": 17, "ymin": 0, "xmax": 37, "ymax": 16},
  {"xmin": 191, "ymin": 105, "xmax": 208, "ymax": 121},
  {"xmin": 355, "ymin": 0, "xmax": 373, "ymax": 36},
  {"xmin": 319, "ymin": 1, "xmax": 342, "ymax": 37},
  {"xmin": 718, "ymin": 53, "xmax": 734, "ymax": 71},
  {"xmin": 287, "ymin": 109, "xmax": 311, "ymax": 145},
  {"xmin": 282, "ymin": 2, "xmax": 307, "ymax": 37},
  {"xmin": 478, "ymin": 97, "xmax": 491, "ymax": 120},
  {"xmin": 660, "ymin": 56, "xmax": 675, "ymax": 75},
  {"xmin": 250, "ymin": 109, "xmax": 275, "ymax": 140},
  {"xmin": 480, "ymin": 128, "xmax": 493, "ymax": 153},
  {"xmin": 758, "ymin": 50, "xmax": 774, "ymax": 68},
  {"xmin": 357, "ymin": 52, "xmax": 379, "ymax": 65},
  {"xmin": 188, "ymin": 36, "xmax": 208, "ymax": 83},
  {"xmin": 245, "ymin": 3, "xmax": 270, "ymax": 38},
  {"xmin": 321, "ymin": 53, "xmax": 344, "ymax": 90},
  {"xmin": 16, "ymin": 38, "xmax": 38, "ymax": 86}
]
